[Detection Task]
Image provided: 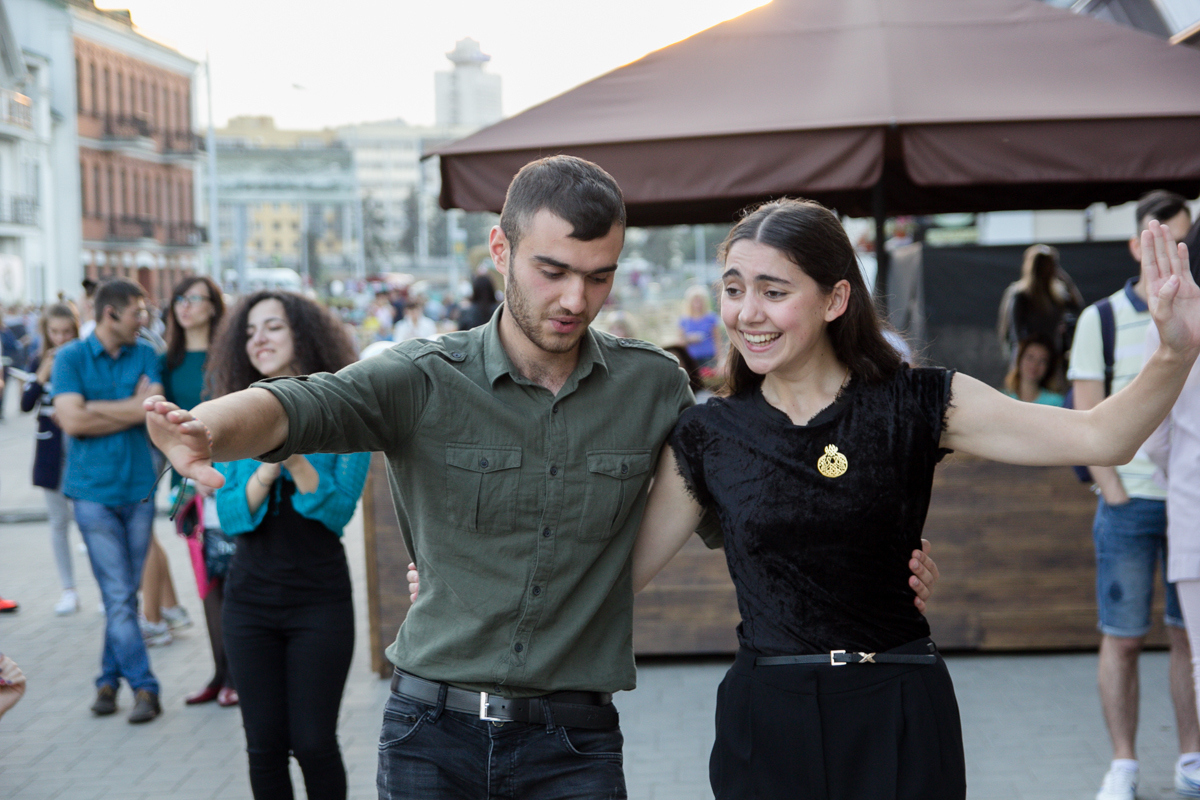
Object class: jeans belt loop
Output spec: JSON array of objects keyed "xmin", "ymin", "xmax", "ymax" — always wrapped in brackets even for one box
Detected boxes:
[{"xmin": 431, "ymin": 683, "xmax": 447, "ymax": 723}]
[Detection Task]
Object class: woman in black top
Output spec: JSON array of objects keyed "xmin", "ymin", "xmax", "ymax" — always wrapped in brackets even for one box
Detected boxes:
[{"xmin": 631, "ymin": 199, "xmax": 1200, "ymax": 800}]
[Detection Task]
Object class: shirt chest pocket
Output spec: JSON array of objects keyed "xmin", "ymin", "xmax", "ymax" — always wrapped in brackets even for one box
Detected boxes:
[
  {"xmin": 576, "ymin": 450, "xmax": 653, "ymax": 541},
  {"xmin": 444, "ymin": 444, "xmax": 522, "ymax": 534}
]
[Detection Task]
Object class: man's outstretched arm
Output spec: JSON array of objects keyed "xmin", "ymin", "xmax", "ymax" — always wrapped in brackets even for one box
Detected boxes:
[{"xmin": 144, "ymin": 388, "xmax": 289, "ymax": 491}]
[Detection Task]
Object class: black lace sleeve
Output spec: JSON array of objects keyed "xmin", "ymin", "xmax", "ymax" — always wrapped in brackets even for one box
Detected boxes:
[
  {"xmin": 901, "ymin": 367, "xmax": 956, "ymax": 462},
  {"xmin": 666, "ymin": 405, "xmax": 714, "ymax": 511}
]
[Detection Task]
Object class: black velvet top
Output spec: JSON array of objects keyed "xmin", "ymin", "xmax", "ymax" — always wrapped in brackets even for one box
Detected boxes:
[{"xmin": 668, "ymin": 366, "xmax": 955, "ymax": 656}]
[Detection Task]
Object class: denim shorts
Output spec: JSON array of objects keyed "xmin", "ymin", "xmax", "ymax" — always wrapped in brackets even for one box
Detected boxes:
[{"xmin": 1093, "ymin": 497, "xmax": 1183, "ymax": 637}]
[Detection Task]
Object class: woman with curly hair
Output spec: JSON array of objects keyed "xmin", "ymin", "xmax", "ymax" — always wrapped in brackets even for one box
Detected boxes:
[{"xmin": 206, "ymin": 291, "xmax": 369, "ymax": 800}]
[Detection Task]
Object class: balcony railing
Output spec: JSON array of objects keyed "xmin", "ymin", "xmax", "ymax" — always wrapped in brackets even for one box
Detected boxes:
[
  {"xmin": 106, "ymin": 216, "xmax": 155, "ymax": 241},
  {"xmin": 0, "ymin": 89, "xmax": 32, "ymax": 130},
  {"xmin": 103, "ymin": 115, "xmax": 154, "ymax": 139},
  {"xmin": 166, "ymin": 222, "xmax": 206, "ymax": 246},
  {"xmin": 164, "ymin": 131, "xmax": 203, "ymax": 154},
  {"xmin": 0, "ymin": 195, "xmax": 38, "ymax": 225}
]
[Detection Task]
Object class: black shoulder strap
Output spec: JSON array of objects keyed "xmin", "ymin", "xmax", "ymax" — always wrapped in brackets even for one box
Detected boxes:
[{"xmin": 1097, "ymin": 297, "xmax": 1115, "ymax": 397}]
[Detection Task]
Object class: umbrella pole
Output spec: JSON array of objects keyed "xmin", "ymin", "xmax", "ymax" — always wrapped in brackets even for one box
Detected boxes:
[{"xmin": 873, "ymin": 181, "xmax": 890, "ymax": 316}]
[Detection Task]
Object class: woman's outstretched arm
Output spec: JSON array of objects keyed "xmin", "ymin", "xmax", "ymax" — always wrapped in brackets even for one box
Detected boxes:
[{"xmin": 945, "ymin": 221, "xmax": 1198, "ymax": 466}]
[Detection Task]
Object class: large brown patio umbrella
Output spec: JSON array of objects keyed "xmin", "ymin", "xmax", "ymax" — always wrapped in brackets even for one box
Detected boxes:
[{"xmin": 435, "ymin": 0, "xmax": 1200, "ymax": 292}]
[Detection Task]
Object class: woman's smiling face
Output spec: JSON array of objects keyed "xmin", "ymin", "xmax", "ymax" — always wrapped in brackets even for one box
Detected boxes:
[
  {"xmin": 720, "ymin": 239, "xmax": 844, "ymax": 378},
  {"xmin": 245, "ymin": 299, "xmax": 297, "ymax": 379}
]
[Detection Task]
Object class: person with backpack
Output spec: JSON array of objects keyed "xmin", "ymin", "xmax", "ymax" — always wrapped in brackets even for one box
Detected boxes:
[{"xmin": 1068, "ymin": 190, "xmax": 1199, "ymax": 800}]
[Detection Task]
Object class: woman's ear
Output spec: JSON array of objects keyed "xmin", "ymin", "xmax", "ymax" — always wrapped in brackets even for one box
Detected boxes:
[{"xmin": 825, "ymin": 280, "xmax": 851, "ymax": 322}]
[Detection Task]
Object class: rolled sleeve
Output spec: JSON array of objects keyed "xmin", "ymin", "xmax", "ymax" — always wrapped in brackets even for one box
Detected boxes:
[
  {"xmin": 215, "ymin": 460, "xmax": 270, "ymax": 535},
  {"xmin": 252, "ymin": 350, "xmax": 430, "ymax": 463},
  {"xmin": 289, "ymin": 452, "xmax": 371, "ymax": 535}
]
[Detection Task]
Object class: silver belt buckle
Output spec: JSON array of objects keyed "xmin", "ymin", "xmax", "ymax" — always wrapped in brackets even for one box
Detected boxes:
[
  {"xmin": 830, "ymin": 649, "xmax": 846, "ymax": 666},
  {"xmin": 479, "ymin": 691, "xmax": 506, "ymax": 723}
]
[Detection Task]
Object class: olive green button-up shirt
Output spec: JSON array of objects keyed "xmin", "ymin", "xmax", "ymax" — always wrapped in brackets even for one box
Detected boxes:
[{"xmin": 253, "ymin": 311, "xmax": 694, "ymax": 697}]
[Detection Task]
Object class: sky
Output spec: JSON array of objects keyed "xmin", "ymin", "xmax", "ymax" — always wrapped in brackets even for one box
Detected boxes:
[{"xmin": 111, "ymin": 0, "xmax": 770, "ymax": 131}]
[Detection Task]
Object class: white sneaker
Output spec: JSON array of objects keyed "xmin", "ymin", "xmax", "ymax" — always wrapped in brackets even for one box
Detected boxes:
[
  {"xmin": 54, "ymin": 589, "xmax": 79, "ymax": 616},
  {"xmin": 1177, "ymin": 761, "xmax": 1200, "ymax": 797},
  {"xmin": 160, "ymin": 605, "xmax": 193, "ymax": 631},
  {"xmin": 1096, "ymin": 765, "xmax": 1137, "ymax": 800},
  {"xmin": 140, "ymin": 617, "xmax": 173, "ymax": 647}
]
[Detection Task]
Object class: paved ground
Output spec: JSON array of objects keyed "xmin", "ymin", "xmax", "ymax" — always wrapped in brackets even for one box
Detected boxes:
[{"xmin": 0, "ymin": 393, "xmax": 1191, "ymax": 799}]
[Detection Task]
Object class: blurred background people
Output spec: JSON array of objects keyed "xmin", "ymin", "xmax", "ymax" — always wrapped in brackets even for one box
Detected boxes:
[
  {"xmin": 1003, "ymin": 334, "xmax": 1065, "ymax": 406},
  {"xmin": 155, "ymin": 277, "xmax": 228, "ymax": 691},
  {"xmin": 205, "ymin": 291, "xmax": 369, "ymax": 800},
  {"xmin": 997, "ymin": 243, "xmax": 1084, "ymax": 369},
  {"xmin": 663, "ymin": 343, "xmax": 713, "ymax": 403},
  {"xmin": 391, "ymin": 298, "xmax": 437, "ymax": 342},
  {"xmin": 21, "ymin": 303, "xmax": 82, "ymax": 615},
  {"xmin": 679, "ymin": 284, "xmax": 722, "ymax": 368},
  {"xmin": 52, "ymin": 278, "xmax": 164, "ymax": 724},
  {"xmin": 457, "ymin": 273, "xmax": 500, "ymax": 331}
]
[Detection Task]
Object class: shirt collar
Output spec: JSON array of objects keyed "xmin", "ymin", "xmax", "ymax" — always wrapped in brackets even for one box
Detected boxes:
[
  {"xmin": 84, "ymin": 331, "xmax": 128, "ymax": 359},
  {"xmin": 482, "ymin": 305, "xmax": 609, "ymax": 389},
  {"xmin": 1124, "ymin": 277, "xmax": 1148, "ymax": 313}
]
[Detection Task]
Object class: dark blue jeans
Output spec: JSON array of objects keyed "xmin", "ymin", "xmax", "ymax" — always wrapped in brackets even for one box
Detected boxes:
[
  {"xmin": 376, "ymin": 689, "xmax": 626, "ymax": 800},
  {"xmin": 74, "ymin": 498, "xmax": 158, "ymax": 694}
]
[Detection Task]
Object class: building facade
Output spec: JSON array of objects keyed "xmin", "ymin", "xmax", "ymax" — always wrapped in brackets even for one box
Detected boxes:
[
  {"xmin": 434, "ymin": 38, "xmax": 502, "ymax": 129},
  {"xmin": 73, "ymin": 3, "xmax": 203, "ymax": 304}
]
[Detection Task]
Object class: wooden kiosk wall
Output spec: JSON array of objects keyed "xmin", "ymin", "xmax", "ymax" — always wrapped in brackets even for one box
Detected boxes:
[{"xmin": 362, "ymin": 452, "xmax": 1169, "ymax": 676}]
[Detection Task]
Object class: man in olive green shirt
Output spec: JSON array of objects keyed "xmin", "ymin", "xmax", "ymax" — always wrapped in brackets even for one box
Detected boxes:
[{"xmin": 146, "ymin": 156, "xmax": 935, "ymax": 799}]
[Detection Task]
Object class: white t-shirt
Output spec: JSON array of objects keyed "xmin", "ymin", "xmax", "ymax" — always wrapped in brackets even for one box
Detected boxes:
[{"xmin": 1067, "ymin": 279, "xmax": 1165, "ymax": 500}]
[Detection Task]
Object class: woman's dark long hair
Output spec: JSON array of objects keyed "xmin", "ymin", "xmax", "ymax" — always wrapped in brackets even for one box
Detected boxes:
[
  {"xmin": 719, "ymin": 198, "xmax": 902, "ymax": 396},
  {"xmin": 164, "ymin": 275, "xmax": 226, "ymax": 371},
  {"xmin": 206, "ymin": 290, "xmax": 358, "ymax": 398}
]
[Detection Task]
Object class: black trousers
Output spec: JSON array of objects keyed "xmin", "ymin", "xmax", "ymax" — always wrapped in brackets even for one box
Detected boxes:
[
  {"xmin": 224, "ymin": 598, "xmax": 355, "ymax": 800},
  {"xmin": 711, "ymin": 639, "xmax": 966, "ymax": 800}
]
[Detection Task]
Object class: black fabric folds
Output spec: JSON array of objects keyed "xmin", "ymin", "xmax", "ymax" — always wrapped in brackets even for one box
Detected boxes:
[{"xmin": 668, "ymin": 366, "xmax": 955, "ymax": 656}]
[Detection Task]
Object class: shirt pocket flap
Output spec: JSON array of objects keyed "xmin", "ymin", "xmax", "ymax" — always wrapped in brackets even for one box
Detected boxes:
[
  {"xmin": 586, "ymin": 450, "xmax": 653, "ymax": 480},
  {"xmin": 445, "ymin": 444, "xmax": 522, "ymax": 473}
]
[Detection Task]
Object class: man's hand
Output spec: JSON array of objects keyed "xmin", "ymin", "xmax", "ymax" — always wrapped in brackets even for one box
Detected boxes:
[
  {"xmin": 144, "ymin": 396, "xmax": 225, "ymax": 491},
  {"xmin": 0, "ymin": 654, "xmax": 26, "ymax": 719},
  {"xmin": 909, "ymin": 539, "xmax": 940, "ymax": 613},
  {"xmin": 408, "ymin": 562, "xmax": 419, "ymax": 603},
  {"xmin": 35, "ymin": 348, "xmax": 56, "ymax": 384}
]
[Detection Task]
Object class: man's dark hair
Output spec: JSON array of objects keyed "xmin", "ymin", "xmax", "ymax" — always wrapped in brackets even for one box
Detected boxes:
[
  {"xmin": 93, "ymin": 278, "xmax": 145, "ymax": 321},
  {"xmin": 1136, "ymin": 190, "xmax": 1189, "ymax": 230},
  {"xmin": 498, "ymin": 156, "xmax": 625, "ymax": 255}
]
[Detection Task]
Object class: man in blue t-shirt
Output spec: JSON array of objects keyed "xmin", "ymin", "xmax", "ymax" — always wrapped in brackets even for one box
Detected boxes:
[{"xmin": 53, "ymin": 278, "xmax": 164, "ymax": 724}]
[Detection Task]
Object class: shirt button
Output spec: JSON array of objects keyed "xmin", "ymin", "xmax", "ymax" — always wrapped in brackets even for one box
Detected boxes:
[
  {"xmin": 550, "ymin": 466, "xmax": 558, "ymax": 476},
  {"xmin": 552, "ymin": 405, "xmax": 559, "ymax": 414},
  {"xmin": 514, "ymin": 643, "xmax": 523, "ymax": 653},
  {"xmin": 450, "ymin": 351, "xmax": 465, "ymax": 360},
  {"xmin": 494, "ymin": 684, "xmax": 503, "ymax": 693},
  {"xmin": 479, "ymin": 458, "xmax": 489, "ymax": 469},
  {"xmin": 620, "ymin": 464, "xmax": 628, "ymax": 475},
  {"xmin": 532, "ymin": 586, "xmax": 542, "ymax": 596},
  {"xmin": 542, "ymin": 528, "xmax": 552, "ymax": 538}
]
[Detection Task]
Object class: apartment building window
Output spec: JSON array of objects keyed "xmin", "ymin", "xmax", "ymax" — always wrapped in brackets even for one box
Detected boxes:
[
  {"xmin": 107, "ymin": 166, "xmax": 114, "ymax": 218},
  {"xmin": 90, "ymin": 64, "xmax": 98, "ymax": 115},
  {"xmin": 117, "ymin": 72, "xmax": 125, "ymax": 117},
  {"xmin": 103, "ymin": 68, "xmax": 110, "ymax": 116},
  {"xmin": 76, "ymin": 58, "xmax": 83, "ymax": 112},
  {"xmin": 94, "ymin": 166, "xmax": 101, "ymax": 216},
  {"xmin": 144, "ymin": 175, "xmax": 150, "ymax": 218},
  {"xmin": 120, "ymin": 170, "xmax": 128, "ymax": 217},
  {"xmin": 80, "ymin": 163, "xmax": 87, "ymax": 214}
]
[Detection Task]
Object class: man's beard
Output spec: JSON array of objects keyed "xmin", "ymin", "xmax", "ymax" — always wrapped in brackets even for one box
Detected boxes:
[{"xmin": 504, "ymin": 266, "xmax": 588, "ymax": 355}]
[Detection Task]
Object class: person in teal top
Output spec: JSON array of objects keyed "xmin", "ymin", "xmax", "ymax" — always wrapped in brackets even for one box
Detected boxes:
[
  {"xmin": 204, "ymin": 290, "xmax": 365, "ymax": 800},
  {"xmin": 1003, "ymin": 335, "xmax": 1065, "ymax": 406},
  {"xmin": 156, "ymin": 276, "xmax": 230, "ymax": 699}
]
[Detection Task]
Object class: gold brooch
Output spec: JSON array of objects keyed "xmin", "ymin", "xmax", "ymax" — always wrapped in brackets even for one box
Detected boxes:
[{"xmin": 817, "ymin": 444, "xmax": 848, "ymax": 478}]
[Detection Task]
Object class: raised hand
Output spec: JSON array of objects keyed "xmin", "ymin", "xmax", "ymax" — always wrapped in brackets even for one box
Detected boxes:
[
  {"xmin": 143, "ymin": 396, "xmax": 225, "ymax": 491},
  {"xmin": 1144, "ymin": 219, "xmax": 1199, "ymax": 358}
]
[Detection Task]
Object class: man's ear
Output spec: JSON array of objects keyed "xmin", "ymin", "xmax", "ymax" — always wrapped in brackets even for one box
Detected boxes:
[
  {"xmin": 489, "ymin": 225, "xmax": 510, "ymax": 277},
  {"xmin": 1129, "ymin": 234, "xmax": 1142, "ymax": 264}
]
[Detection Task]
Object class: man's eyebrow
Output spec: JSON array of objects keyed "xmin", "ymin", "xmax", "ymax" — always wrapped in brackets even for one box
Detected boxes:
[{"xmin": 532, "ymin": 255, "xmax": 618, "ymax": 276}]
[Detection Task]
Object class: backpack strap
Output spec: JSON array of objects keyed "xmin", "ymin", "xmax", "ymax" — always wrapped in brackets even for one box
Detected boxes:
[{"xmin": 1096, "ymin": 297, "xmax": 1115, "ymax": 397}]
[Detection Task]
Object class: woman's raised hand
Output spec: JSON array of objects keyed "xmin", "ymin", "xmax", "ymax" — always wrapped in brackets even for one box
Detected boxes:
[
  {"xmin": 143, "ymin": 396, "xmax": 225, "ymax": 491},
  {"xmin": 1144, "ymin": 220, "xmax": 1199, "ymax": 359}
]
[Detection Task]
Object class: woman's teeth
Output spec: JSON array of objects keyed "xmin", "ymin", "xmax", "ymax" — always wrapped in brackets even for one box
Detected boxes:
[{"xmin": 744, "ymin": 333, "xmax": 781, "ymax": 345}]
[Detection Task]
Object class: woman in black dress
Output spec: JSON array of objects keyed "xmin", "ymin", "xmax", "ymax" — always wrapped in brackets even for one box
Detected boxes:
[{"xmin": 631, "ymin": 199, "xmax": 1200, "ymax": 800}]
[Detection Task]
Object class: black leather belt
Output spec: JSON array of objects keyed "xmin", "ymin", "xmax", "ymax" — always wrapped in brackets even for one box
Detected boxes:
[
  {"xmin": 757, "ymin": 641, "xmax": 938, "ymax": 667},
  {"xmin": 390, "ymin": 669, "xmax": 619, "ymax": 730}
]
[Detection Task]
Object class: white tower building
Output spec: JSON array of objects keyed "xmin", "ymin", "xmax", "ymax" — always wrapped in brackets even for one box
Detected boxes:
[{"xmin": 434, "ymin": 38, "xmax": 501, "ymax": 129}]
